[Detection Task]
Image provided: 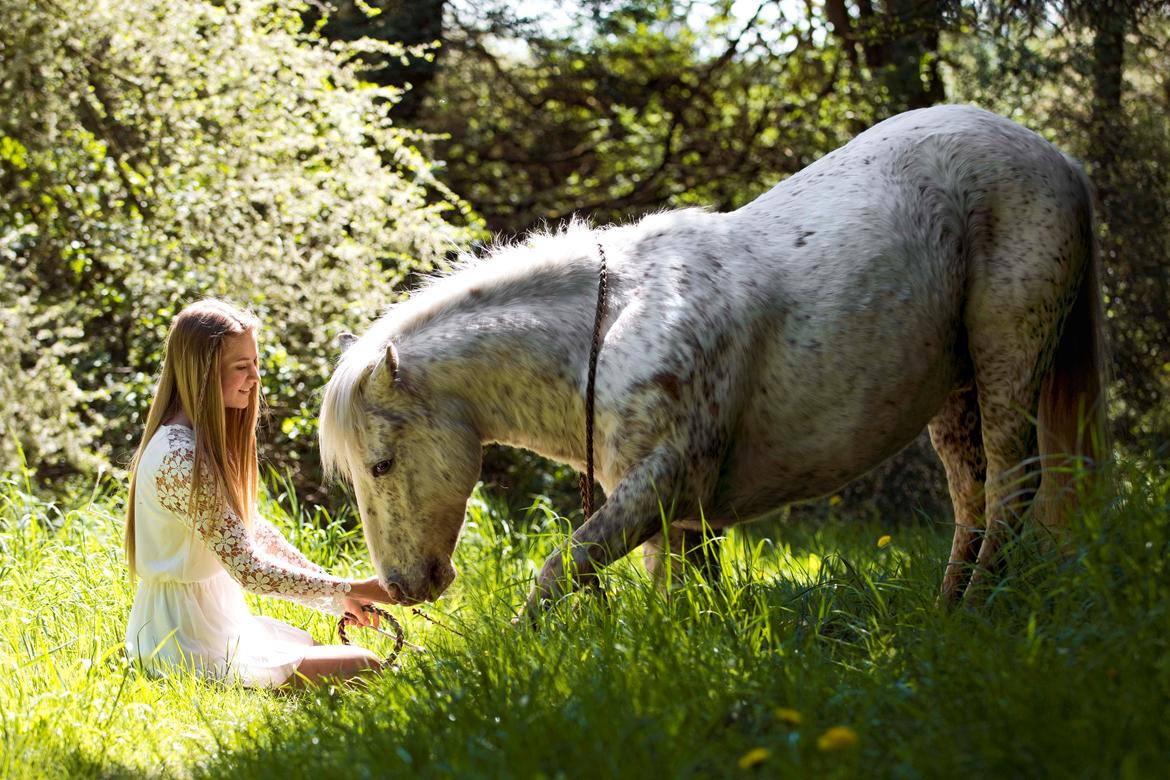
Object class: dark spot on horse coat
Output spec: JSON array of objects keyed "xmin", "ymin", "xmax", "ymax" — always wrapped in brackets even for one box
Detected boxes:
[{"xmin": 652, "ymin": 371, "xmax": 682, "ymax": 401}]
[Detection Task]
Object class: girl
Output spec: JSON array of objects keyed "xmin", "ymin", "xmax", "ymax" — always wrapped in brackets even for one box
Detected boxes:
[{"xmin": 124, "ymin": 299, "xmax": 394, "ymax": 687}]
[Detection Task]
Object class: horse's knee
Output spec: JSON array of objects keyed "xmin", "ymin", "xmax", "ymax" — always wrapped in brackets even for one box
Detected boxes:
[{"xmin": 529, "ymin": 544, "xmax": 594, "ymax": 607}]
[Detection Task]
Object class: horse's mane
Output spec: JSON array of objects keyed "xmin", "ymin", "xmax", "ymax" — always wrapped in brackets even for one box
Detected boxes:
[{"xmin": 319, "ymin": 217, "xmax": 604, "ymax": 480}]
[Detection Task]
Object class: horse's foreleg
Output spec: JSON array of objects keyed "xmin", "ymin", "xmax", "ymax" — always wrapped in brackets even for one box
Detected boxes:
[
  {"xmin": 643, "ymin": 526, "xmax": 724, "ymax": 591},
  {"xmin": 526, "ymin": 452, "xmax": 681, "ymax": 616}
]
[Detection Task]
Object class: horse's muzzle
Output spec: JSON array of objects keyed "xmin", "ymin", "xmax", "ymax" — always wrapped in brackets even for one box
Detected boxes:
[{"xmin": 384, "ymin": 558, "xmax": 456, "ymax": 604}]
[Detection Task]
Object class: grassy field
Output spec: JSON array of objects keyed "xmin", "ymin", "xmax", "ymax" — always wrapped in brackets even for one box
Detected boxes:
[{"xmin": 2, "ymin": 463, "xmax": 1169, "ymax": 779}]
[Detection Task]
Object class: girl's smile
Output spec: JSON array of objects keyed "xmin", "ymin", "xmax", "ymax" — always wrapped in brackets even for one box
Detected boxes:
[{"xmin": 220, "ymin": 331, "xmax": 260, "ymax": 410}]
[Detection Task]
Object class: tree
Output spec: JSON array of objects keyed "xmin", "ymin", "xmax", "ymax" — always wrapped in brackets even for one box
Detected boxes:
[
  {"xmin": 304, "ymin": 0, "xmax": 447, "ymax": 121},
  {"xmin": 0, "ymin": 0, "xmax": 475, "ymax": 487},
  {"xmin": 415, "ymin": 1, "xmax": 871, "ymax": 234},
  {"xmin": 1077, "ymin": 1, "xmax": 1170, "ymax": 453},
  {"xmin": 825, "ymin": 0, "xmax": 956, "ymax": 110}
]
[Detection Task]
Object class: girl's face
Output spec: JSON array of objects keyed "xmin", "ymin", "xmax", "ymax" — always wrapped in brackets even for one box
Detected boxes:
[{"xmin": 220, "ymin": 330, "xmax": 260, "ymax": 410}]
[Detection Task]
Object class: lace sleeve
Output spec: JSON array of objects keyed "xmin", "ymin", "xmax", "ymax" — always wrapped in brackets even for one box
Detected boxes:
[
  {"xmin": 154, "ymin": 432, "xmax": 351, "ymax": 615},
  {"xmin": 252, "ymin": 516, "xmax": 327, "ymax": 575}
]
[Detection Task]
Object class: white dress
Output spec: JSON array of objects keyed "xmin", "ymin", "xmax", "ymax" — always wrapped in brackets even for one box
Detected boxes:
[{"xmin": 124, "ymin": 424, "xmax": 352, "ymax": 687}]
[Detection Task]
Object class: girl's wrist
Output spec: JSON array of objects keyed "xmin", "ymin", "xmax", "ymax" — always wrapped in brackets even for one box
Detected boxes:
[{"xmin": 350, "ymin": 578, "xmax": 376, "ymax": 600}]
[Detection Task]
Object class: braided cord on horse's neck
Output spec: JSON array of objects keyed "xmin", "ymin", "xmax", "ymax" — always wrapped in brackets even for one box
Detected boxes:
[{"xmin": 581, "ymin": 243, "xmax": 608, "ymax": 518}]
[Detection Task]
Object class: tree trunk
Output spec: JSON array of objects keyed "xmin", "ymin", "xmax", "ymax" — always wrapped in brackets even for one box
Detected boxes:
[
  {"xmin": 879, "ymin": 0, "xmax": 945, "ymax": 111},
  {"xmin": 1086, "ymin": 1, "xmax": 1127, "ymax": 204},
  {"xmin": 827, "ymin": 0, "xmax": 946, "ymax": 112}
]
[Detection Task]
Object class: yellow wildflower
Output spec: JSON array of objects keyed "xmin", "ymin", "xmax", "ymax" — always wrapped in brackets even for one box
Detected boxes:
[
  {"xmin": 817, "ymin": 726, "xmax": 859, "ymax": 752},
  {"xmin": 738, "ymin": 747, "xmax": 771, "ymax": 769},
  {"xmin": 774, "ymin": 707, "xmax": 803, "ymax": 726},
  {"xmin": 877, "ymin": 535, "xmax": 892, "ymax": 548},
  {"xmin": 829, "ymin": 495, "xmax": 843, "ymax": 506}
]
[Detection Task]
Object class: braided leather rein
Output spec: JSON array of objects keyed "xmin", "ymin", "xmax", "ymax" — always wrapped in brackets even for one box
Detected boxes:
[
  {"xmin": 579, "ymin": 243, "xmax": 608, "ymax": 519},
  {"xmin": 337, "ymin": 604, "xmax": 405, "ymax": 666},
  {"xmin": 338, "ymin": 601, "xmax": 472, "ymax": 666}
]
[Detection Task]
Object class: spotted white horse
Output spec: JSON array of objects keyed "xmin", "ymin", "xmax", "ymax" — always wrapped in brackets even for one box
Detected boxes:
[{"xmin": 320, "ymin": 105, "xmax": 1106, "ymax": 613}]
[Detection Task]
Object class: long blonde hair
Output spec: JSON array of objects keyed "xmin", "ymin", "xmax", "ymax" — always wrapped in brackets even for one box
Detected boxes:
[{"xmin": 125, "ymin": 299, "xmax": 261, "ymax": 578}]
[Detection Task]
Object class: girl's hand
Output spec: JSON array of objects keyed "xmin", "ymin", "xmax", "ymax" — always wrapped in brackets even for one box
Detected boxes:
[
  {"xmin": 343, "ymin": 576, "xmax": 398, "ymax": 627},
  {"xmin": 351, "ymin": 576, "xmax": 397, "ymax": 605},
  {"xmin": 341, "ymin": 595, "xmax": 379, "ymax": 628}
]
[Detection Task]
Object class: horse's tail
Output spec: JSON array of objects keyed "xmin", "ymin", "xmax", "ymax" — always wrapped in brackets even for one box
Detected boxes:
[{"xmin": 1036, "ymin": 161, "xmax": 1110, "ymax": 537}]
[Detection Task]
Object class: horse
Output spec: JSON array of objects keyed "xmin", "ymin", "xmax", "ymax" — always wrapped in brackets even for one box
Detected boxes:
[{"xmin": 319, "ymin": 104, "xmax": 1107, "ymax": 614}]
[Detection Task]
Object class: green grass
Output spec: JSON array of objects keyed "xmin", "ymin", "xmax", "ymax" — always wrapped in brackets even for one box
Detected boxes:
[{"xmin": 2, "ymin": 464, "xmax": 1169, "ymax": 779}]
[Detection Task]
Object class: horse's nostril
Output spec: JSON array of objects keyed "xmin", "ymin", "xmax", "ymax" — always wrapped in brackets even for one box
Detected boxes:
[
  {"xmin": 382, "ymin": 571, "xmax": 407, "ymax": 602},
  {"xmin": 427, "ymin": 558, "xmax": 456, "ymax": 599}
]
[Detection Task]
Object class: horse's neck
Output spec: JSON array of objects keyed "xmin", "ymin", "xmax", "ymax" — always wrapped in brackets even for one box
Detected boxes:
[{"xmin": 406, "ymin": 263, "xmax": 601, "ymax": 468}]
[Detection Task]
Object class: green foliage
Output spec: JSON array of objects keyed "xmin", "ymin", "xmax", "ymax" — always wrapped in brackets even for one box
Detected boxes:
[
  {"xmin": 425, "ymin": 2, "xmax": 876, "ymax": 234},
  {"xmin": 303, "ymin": 0, "xmax": 446, "ymax": 122},
  {"xmin": 0, "ymin": 0, "xmax": 478, "ymax": 485},
  {"xmin": 3, "ymin": 463, "xmax": 1170, "ymax": 777},
  {"xmin": 4, "ymin": 0, "xmax": 1168, "ymax": 516}
]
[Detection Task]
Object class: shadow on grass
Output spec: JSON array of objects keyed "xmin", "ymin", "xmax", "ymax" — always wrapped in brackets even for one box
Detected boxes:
[{"xmin": 187, "ymin": 485, "xmax": 1170, "ymax": 779}]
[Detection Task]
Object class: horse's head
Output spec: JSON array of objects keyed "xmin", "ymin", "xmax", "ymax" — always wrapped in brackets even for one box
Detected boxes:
[{"xmin": 320, "ymin": 335, "xmax": 481, "ymax": 604}]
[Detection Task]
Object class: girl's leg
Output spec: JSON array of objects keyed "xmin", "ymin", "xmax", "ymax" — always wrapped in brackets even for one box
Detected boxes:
[{"xmin": 287, "ymin": 645, "xmax": 382, "ymax": 686}]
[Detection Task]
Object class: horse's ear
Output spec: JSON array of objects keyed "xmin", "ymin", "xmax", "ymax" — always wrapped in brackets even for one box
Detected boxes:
[
  {"xmin": 338, "ymin": 332, "xmax": 358, "ymax": 353},
  {"xmin": 386, "ymin": 341, "xmax": 401, "ymax": 384}
]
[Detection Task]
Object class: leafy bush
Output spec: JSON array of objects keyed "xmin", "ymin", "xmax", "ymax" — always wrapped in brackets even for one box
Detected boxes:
[{"xmin": 0, "ymin": 0, "xmax": 478, "ymax": 488}]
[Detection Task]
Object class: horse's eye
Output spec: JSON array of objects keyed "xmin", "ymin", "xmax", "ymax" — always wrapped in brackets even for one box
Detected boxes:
[{"xmin": 371, "ymin": 459, "xmax": 394, "ymax": 478}]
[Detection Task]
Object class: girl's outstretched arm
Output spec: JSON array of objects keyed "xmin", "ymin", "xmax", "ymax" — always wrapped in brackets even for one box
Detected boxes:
[
  {"xmin": 251, "ymin": 516, "xmax": 327, "ymax": 574},
  {"xmin": 155, "ymin": 435, "xmax": 352, "ymax": 615}
]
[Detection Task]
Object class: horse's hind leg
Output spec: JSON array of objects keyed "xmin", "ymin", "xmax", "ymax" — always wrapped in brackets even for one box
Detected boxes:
[
  {"xmin": 965, "ymin": 279, "xmax": 1072, "ymax": 602},
  {"xmin": 965, "ymin": 386, "xmax": 1045, "ymax": 603},
  {"xmin": 928, "ymin": 381, "xmax": 987, "ymax": 606},
  {"xmin": 959, "ymin": 153, "xmax": 1093, "ymax": 603}
]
